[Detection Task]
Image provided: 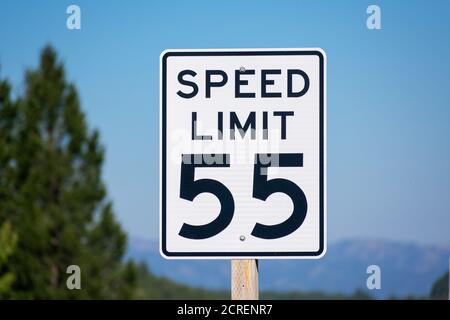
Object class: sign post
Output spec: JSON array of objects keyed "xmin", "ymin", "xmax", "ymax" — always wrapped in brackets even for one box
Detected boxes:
[
  {"xmin": 231, "ymin": 259, "xmax": 259, "ymax": 300},
  {"xmin": 160, "ymin": 48, "xmax": 327, "ymax": 298}
]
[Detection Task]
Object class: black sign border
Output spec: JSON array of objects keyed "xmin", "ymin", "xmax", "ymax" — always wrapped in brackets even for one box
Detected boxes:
[{"xmin": 161, "ymin": 50, "xmax": 325, "ymax": 258}]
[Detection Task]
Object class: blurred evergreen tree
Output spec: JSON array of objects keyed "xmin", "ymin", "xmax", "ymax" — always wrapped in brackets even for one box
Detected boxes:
[
  {"xmin": 0, "ymin": 221, "xmax": 18, "ymax": 297},
  {"xmin": 0, "ymin": 46, "xmax": 136, "ymax": 299},
  {"xmin": 430, "ymin": 271, "xmax": 449, "ymax": 300}
]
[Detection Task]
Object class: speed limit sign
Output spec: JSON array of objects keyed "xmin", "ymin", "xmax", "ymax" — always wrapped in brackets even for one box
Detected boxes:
[{"xmin": 160, "ymin": 48, "xmax": 326, "ymax": 258}]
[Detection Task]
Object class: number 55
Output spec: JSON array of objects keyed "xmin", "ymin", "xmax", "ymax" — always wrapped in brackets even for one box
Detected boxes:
[{"xmin": 179, "ymin": 153, "xmax": 307, "ymax": 240}]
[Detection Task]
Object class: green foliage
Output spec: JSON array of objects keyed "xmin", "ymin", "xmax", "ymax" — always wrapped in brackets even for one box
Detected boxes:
[
  {"xmin": 132, "ymin": 261, "xmax": 374, "ymax": 300},
  {"xmin": 430, "ymin": 271, "xmax": 449, "ymax": 300},
  {"xmin": 261, "ymin": 289, "xmax": 372, "ymax": 300},
  {"xmin": 0, "ymin": 221, "xmax": 18, "ymax": 296},
  {"xmin": 0, "ymin": 46, "xmax": 136, "ymax": 299},
  {"xmin": 134, "ymin": 262, "xmax": 228, "ymax": 299}
]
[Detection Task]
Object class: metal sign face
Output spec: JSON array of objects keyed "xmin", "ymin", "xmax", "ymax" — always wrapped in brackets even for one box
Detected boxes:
[{"xmin": 160, "ymin": 48, "xmax": 326, "ymax": 259}]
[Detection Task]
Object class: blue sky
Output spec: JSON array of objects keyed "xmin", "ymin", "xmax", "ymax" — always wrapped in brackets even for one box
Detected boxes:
[{"xmin": 1, "ymin": 0, "xmax": 449, "ymax": 245}]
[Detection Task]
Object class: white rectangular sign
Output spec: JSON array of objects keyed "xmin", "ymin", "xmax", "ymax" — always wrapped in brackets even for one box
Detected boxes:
[{"xmin": 160, "ymin": 48, "xmax": 326, "ymax": 258}]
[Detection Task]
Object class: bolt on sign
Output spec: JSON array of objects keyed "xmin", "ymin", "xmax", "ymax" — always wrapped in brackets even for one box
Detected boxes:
[{"xmin": 160, "ymin": 48, "xmax": 326, "ymax": 258}]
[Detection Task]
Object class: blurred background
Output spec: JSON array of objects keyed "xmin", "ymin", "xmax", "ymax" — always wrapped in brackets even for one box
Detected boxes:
[{"xmin": 0, "ymin": 0, "xmax": 449, "ymax": 299}]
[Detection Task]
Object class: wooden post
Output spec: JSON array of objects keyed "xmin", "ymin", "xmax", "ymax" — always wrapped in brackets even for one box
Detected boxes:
[{"xmin": 231, "ymin": 259, "xmax": 259, "ymax": 300}]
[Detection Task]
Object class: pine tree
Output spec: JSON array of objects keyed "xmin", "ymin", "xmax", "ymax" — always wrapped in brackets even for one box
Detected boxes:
[
  {"xmin": 430, "ymin": 271, "xmax": 449, "ymax": 300},
  {"xmin": 0, "ymin": 221, "xmax": 18, "ymax": 297},
  {"xmin": 0, "ymin": 46, "xmax": 136, "ymax": 299}
]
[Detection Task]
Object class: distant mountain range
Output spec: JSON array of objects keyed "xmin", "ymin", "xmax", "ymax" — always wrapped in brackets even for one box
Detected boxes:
[{"xmin": 127, "ymin": 238, "xmax": 450, "ymax": 299}]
